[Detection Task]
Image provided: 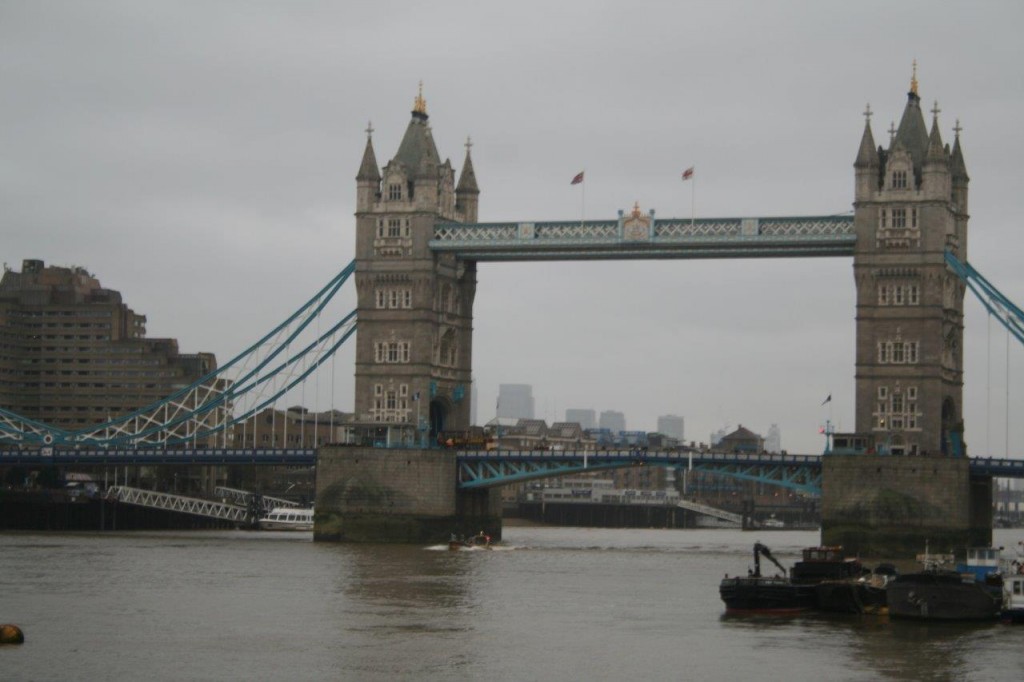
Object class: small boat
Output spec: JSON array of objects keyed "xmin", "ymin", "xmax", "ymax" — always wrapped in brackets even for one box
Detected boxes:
[
  {"xmin": 258, "ymin": 507, "xmax": 314, "ymax": 531},
  {"xmin": 448, "ymin": 532, "xmax": 492, "ymax": 551},
  {"xmin": 886, "ymin": 548, "xmax": 1001, "ymax": 621},
  {"xmin": 1002, "ymin": 545, "xmax": 1024, "ymax": 624},
  {"xmin": 719, "ymin": 543, "xmax": 816, "ymax": 614}
]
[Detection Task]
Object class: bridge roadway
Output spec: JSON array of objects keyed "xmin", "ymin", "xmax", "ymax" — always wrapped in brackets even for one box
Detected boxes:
[{"xmin": 2, "ymin": 448, "xmax": 1021, "ymax": 495}]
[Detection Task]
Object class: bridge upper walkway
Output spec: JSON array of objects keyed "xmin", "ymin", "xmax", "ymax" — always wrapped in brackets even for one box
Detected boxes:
[{"xmin": 431, "ymin": 214, "xmax": 856, "ymax": 261}]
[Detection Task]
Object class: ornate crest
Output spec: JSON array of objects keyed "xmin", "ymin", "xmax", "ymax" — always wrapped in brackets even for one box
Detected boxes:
[{"xmin": 623, "ymin": 201, "xmax": 651, "ymax": 241}]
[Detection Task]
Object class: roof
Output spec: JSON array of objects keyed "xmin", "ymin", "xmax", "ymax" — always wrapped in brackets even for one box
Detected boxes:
[
  {"xmin": 391, "ymin": 113, "xmax": 441, "ymax": 178},
  {"xmin": 456, "ymin": 147, "xmax": 479, "ymax": 194}
]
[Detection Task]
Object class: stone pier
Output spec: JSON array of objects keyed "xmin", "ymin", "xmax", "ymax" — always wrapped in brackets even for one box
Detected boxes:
[
  {"xmin": 314, "ymin": 446, "xmax": 501, "ymax": 543},
  {"xmin": 821, "ymin": 455, "xmax": 991, "ymax": 558}
]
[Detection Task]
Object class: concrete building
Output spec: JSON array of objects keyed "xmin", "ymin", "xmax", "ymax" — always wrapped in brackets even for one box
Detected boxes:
[
  {"xmin": 565, "ymin": 408, "xmax": 596, "ymax": 430},
  {"xmin": 0, "ymin": 259, "xmax": 218, "ymax": 433},
  {"xmin": 599, "ymin": 410, "xmax": 625, "ymax": 433},
  {"xmin": 657, "ymin": 414, "xmax": 684, "ymax": 441},
  {"xmin": 497, "ymin": 384, "xmax": 534, "ymax": 420}
]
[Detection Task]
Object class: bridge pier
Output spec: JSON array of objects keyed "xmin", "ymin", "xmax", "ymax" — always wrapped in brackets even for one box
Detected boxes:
[
  {"xmin": 314, "ymin": 446, "xmax": 501, "ymax": 543},
  {"xmin": 821, "ymin": 455, "xmax": 991, "ymax": 558}
]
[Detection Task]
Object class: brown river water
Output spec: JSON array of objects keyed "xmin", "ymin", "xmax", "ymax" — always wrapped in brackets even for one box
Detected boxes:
[{"xmin": 2, "ymin": 526, "xmax": 1023, "ymax": 681}]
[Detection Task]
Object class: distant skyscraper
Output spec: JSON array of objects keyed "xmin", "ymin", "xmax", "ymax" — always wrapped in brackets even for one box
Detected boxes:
[
  {"xmin": 766, "ymin": 423, "xmax": 782, "ymax": 453},
  {"xmin": 497, "ymin": 384, "xmax": 534, "ymax": 420},
  {"xmin": 599, "ymin": 410, "xmax": 626, "ymax": 433},
  {"xmin": 565, "ymin": 408, "xmax": 596, "ymax": 430},
  {"xmin": 657, "ymin": 415, "xmax": 684, "ymax": 441}
]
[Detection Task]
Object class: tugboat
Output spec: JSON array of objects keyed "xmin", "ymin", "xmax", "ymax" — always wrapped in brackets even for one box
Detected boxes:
[
  {"xmin": 886, "ymin": 546, "xmax": 1001, "ymax": 621},
  {"xmin": 719, "ymin": 543, "xmax": 816, "ymax": 614}
]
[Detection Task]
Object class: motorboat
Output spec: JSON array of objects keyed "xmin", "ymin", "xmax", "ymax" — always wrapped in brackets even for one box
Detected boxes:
[
  {"xmin": 448, "ymin": 532, "xmax": 492, "ymax": 550},
  {"xmin": 258, "ymin": 507, "xmax": 314, "ymax": 531}
]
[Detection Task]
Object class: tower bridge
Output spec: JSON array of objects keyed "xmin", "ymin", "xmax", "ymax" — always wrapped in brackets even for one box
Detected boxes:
[{"xmin": 1, "ymin": 72, "xmax": 1020, "ymax": 555}]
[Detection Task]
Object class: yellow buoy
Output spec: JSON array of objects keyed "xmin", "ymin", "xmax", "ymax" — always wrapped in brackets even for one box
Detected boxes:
[{"xmin": 0, "ymin": 624, "xmax": 25, "ymax": 644}]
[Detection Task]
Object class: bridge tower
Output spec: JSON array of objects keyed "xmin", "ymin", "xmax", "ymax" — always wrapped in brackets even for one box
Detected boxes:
[
  {"xmin": 353, "ymin": 87, "xmax": 479, "ymax": 443},
  {"xmin": 852, "ymin": 67, "xmax": 969, "ymax": 457},
  {"xmin": 824, "ymin": 69, "xmax": 989, "ymax": 557}
]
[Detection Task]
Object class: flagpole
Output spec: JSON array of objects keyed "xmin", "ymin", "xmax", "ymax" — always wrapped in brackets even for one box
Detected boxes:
[
  {"xmin": 581, "ymin": 171, "xmax": 585, "ymax": 228},
  {"xmin": 690, "ymin": 172, "xmax": 695, "ymax": 228}
]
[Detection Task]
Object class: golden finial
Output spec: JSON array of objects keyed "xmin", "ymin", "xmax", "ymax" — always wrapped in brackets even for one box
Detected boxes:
[
  {"xmin": 631, "ymin": 201, "xmax": 642, "ymax": 218},
  {"xmin": 910, "ymin": 60, "xmax": 918, "ymax": 96},
  {"xmin": 413, "ymin": 81, "xmax": 427, "ymax": 115}
]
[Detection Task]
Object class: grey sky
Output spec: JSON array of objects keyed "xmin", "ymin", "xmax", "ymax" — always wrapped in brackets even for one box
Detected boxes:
[{"xmin": 3, "ymin": 1, "xmax": 1022, "ymax": 455}]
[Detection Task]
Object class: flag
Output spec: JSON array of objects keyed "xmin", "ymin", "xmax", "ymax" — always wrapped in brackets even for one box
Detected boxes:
[
  {"xmin": 821, "ymin": 394, "xmax": 831, "ymax": 406},
  {"xmin": 571, "ymin": 171, "xmax": 584, "ymax": 185},
  {"xmin": 681, "ymin": 166, "xmax": 694, "ymax": 181}
]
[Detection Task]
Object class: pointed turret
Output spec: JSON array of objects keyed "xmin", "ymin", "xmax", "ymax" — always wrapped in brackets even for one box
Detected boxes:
[
  {"xmin": 855, "ymin": 106, "xmax": 879, "ymax": 168},
  {"xmin": 357, "ymin": 126, "xmax": 381, "ymax": 182},
  {"xmin": 950, "ymin": 120, "xmax": 969, "ymax": 214},
  {"xmin": 356, "ymin": 122, "xmax": 381, "ymax": 212},
  {"xmin": 922, "ymin": 102, "xmax": 950, "ymax": 200},
  {"xmin": 456, "ymin": 136, "xmax": 480, "ymax": 222},
  {"xmin": 925, "ymin": 103, "xmax": 946, "ymax": 163},
  {"xmin": 855, "ymin": 105, "xmax": 880, "ymax": 201}
]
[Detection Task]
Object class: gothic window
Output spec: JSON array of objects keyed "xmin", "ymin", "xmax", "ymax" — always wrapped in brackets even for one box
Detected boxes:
[
  {"xmin": 914, "ymin": 283, "xmax": 924, "ymax": 304},
  {"xmin": 388, "ymin": 218, "xmax": 402, "ymax": 237},
  {"xmin": 893, "ymin": 286, "xmax": 904, "ymax": 305},
  {"xmin": 376, "ymin": 219, "xmax": 384, "ymax": 238},
  {"xmin": 892, "ymin": 343, "xmax": 905, "ymax": 363},
  {"xmin": 878, "ymin": 342, "xmax": 890, "ymax": 364},
  {"xmin": 878, "ymin": 285, "xmax": 890, "ymax": 306},
  {"xmin": 892, "ymin": 209, "xmax": 907, "ymax": 229},
  {"xmin": 375, "ymin": 287, "xmax": 413, "ymax": 309},
  {"xmin": 906, "ymin": 342, "xmax": 918, "ymax": 363},
  {"xmin": 374, "ymin": 341, "xmax": 411, "ymax": 364},
  {"xmin": 403, "ymin": 219, "xmax": 411, "ymax": 238},
  {"xmin": 878, "ymin": 386, "xmax": 888, "ymax": 400},
  {"xmin": 892, "ymin": 170, "xmax": 908, "ymax": 189},
  {"xmin": 388, "ymin": 184, "xmax": 402, "ymax": 201},
  {"xmin": 911, "ymin": 208, "xmax": 918, "ymax": 229},
  {"xmin": 879, "ymin": 210, "xmax": 888, "ymax": 229}
]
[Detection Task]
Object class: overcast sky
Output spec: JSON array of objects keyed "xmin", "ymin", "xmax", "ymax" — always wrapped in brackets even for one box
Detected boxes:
[{"xmin": 3, "ymin": 1, "xmax": 1023, "ymax": 455}]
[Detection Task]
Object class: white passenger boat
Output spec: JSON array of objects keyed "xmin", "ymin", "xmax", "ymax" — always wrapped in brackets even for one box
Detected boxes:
[{"xmin": 258, "ymin": 507, "xmax": 314, "ymax": 531}]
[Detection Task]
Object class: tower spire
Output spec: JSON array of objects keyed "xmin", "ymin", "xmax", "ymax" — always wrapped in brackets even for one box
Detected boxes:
[
  {"xmin": 412, "ymin": 81, "xmax": 427, "ymax": 119},
  {"xmin": 910, "ymin": 59, "xmax": 919, "ymax": 97}
]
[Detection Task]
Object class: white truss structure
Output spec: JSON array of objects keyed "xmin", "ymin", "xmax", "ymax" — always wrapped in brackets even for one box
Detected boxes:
[
  {"xmin": 214, "ymin": 486, "xmax": 300, "ymax": 513},
  {"xmin": 107, "ymin": 486, "xmax": 252, "ymax": 523}
]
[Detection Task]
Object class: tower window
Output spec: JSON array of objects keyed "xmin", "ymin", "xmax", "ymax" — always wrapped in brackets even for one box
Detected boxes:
[
  {"xmin": 388, "ymin": 184, "xmax": 402, "ymax": 201},
  {"xmin": 892, "ymin": 209, "xmax": 907, "ymax": 229},
  {"xmin": 388, "ymin": 219, "xmax": 402, "ymax": 237},
  {"xmin": 892, "ymin": 170, "xmax": 908, "ymax": 189}
]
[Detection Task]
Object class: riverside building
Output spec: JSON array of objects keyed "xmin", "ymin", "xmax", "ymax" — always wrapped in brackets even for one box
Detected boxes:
[{"xmin": 0, "ymin": 259, "xmax": 218, "ymax": 436}]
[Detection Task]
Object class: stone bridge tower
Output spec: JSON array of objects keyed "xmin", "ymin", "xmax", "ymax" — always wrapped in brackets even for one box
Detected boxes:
[
  {"xmin": 353, "ymin": 87, "xmax": 479, "ymax": 444},
  {"xmin": 852, "ymin": 69, "xmax": 969, "ymax": 457}
]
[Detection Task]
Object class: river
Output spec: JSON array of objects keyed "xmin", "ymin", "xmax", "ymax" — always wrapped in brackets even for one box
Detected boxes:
[{"xmin": 2, "ymin": 526, "xmax": 1022, "ymax": 681}]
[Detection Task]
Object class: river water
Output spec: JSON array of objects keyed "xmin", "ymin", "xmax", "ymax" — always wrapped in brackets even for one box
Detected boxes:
[{"xmin": 2, "ymin": 526, "xmax": 1023, "ymax": 681}]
